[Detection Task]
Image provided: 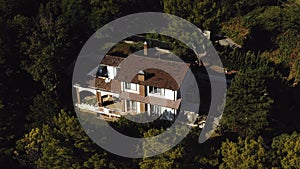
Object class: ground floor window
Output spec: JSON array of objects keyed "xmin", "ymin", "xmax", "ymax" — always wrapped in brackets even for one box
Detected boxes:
[
  {"xmin": 126, "ymin": 100, "xmax": 137, "ymax": 112},
  {"xmin": 150, "ymin": 104, "xmax": 161, "ymax": 114},
  {"xmin": 161, "ymin": 109, "xmax": 175, "ymax": 121}
]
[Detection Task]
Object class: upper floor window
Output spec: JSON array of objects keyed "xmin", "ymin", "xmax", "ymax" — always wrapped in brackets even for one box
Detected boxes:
[
  {"xmin": 125, "ymin": 82, "xmax": 137, "ymax": 91},
  {"xmin": 96, "ymin": 66, "xmax": 108, "ymax": 78},
  {"xmin": 149, "ymin": 86, "xmax": 164, "ymax": 95},
  {"xmin": 116, "ymin": 67, "xmax": 120, "ymax": 73}
]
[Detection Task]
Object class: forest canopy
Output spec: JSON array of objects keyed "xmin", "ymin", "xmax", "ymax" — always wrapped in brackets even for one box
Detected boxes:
[{"xmin": 0, "ymin": 0, "xmax": 299, "ymax": 168}]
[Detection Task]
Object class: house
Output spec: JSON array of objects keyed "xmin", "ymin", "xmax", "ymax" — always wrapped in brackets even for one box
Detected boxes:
[{"xmin": 73, "ymin": 42, "xmax": 204, "ymax": 121}]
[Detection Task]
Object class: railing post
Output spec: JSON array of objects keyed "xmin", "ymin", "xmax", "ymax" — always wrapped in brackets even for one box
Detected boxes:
[{"xmin": 76, "ymin": 87, "xmax": 80, "ymax": 104}]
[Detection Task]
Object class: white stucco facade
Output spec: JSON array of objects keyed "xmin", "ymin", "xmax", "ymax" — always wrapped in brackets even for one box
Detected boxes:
[
  {"xmin": 107, "ymin": 66, "xmax": 117, "ymax": 79},
  {"xmin": 79, "ymin": 62, "xmax": 183, "ymax": 121}
]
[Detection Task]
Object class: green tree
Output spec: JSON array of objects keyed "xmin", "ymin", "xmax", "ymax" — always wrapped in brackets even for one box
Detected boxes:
[
  {"xmin": 271, "ymin": 132, "xmax": 300, "ymax": 168},
  {"xmin": 281, "ymin": 0, "xmax": 300, "ymax": 32},
  {"xmin": 89, "ymin": 0, "xmax": 119, "ymax": 30},
  {"xmin": 26, "ymin": 90, "xmax": 59, "ymax": 129},
  {"xmin": 0, "ymin": 0, "xmax": 39, "ymax": 19},
  {"xmin": 294, "ymin": 58, "xmax": 300, "ymax": 84},
  {"xmin": 221, "ymin": 17, "xmax": 250, "ymax": 45},
  {"xmin": 219, "ymin": 49, "xmax": 273, "ymax": 71},
  {"xmin": 83, "ymin": 153, "xmax": 108, "ymax": 169},
  {"xmin": 220, "ymin": 136, "xmax": 268, "ymax": 169},
  {"xmin": 61, "ymin": 0, "xmax": 89, "ymax": 28},
  {"xmin": 219, "ymin": 48, "xmax": 244, "ymax": 71},
  {"xmin": 188, "ymin": 128, "xmax": 221, "ymax": 169},
  {"xmin": 163, "ymin": 0, "xmax": 233, "ymax": 31},
  {"xmin": 221, "ymin": 65, "xmax": 274, "ymax": 137},
  {"xmin": 0, "ymin": 100, "xmax": 16, "ymax": 164},
  {"xmin": 15, "ymin": 110, "xmax": 107, "ymax": 168},
  {"xmin": 139, "ymin": 128, "xmax": 184, "ymax": 169},
  {"xmin": 14, "ymin": 128, "xmax": 42, "ymax": 167},
  {"xmin": 0, "ymin": 16, "xmax": 32, "ymax": 167},
  {"xmin": 21, "ymin": 14, "xmax": 67, "ymax": 92},
  {"xmin": 237, "ymin": 0, "xmax": 299, "ymax": 53}
]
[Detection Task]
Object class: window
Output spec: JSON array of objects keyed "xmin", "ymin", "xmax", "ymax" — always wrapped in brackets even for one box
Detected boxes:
[
  {"xmin": 125, "ymin": 82, "xmax": 137, "ymax": 91},
  {"xmin": 126, "ymin": 100, "xmax": 130, "ymax": 111},
  {"xmin": 115, "ymin": 67, "xmax": 120, "ymax": 76},
  {"xmin": 125, "ymin": 82, "xmax": 131, "ymax": 89},
  {"xmin": 149, "ymin": 86, "xmax": 164, "ymax": 95},
  {"xmin": 150, "ymin": 105, "xmax": 161, "ymax": 114},
  {"xmin": 132, "ymin": 101, "xmax": 137, "ymax": 111},
  {"xmin": 96, "ymin": 66, "xmax": 108, "ymax": 77},
  {"xmin": 126, "ymin": 100, "xmax": 137, "ymax": 112}
]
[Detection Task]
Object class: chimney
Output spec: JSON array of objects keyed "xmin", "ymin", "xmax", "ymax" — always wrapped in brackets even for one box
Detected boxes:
[
  {"xmin": 143, "ymin": 41, "xmax": 148, "ymax": 55},
  {"xmin": 138, "ymin": 70, "xmax": 146, "ymax": 112},
  {"xmin": 138, "ymin": 70, "xmax": 145, "ymax": 82}
]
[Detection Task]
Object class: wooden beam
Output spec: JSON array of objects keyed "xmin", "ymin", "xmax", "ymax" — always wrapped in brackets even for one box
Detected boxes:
[{"xmin": 96, "ymin": 91, "xmax": 102, "ymax": 106}]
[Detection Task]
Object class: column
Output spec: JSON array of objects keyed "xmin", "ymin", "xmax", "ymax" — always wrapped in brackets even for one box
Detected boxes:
[
  {"xmin": 76, "ymin": 88, "xmax": 80, "ymax": 104},
  {"xmin": 96, "ymin": 91, "xmax": 102, "ymax": 106}
]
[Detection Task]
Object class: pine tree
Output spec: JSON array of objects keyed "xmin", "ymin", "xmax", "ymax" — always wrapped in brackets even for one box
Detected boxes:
[
  {"xmin": 139, "ymin": 128, "xmax": 184, "ymax": 169},
  {"xmin": 89, "ymin": 0, "xmax": 119, "ymax": 30},
  {"xmin": 163, "ymin": 0, "xmax": 233, "ymax": 31},
  {"xmin": 221, "ymin": 66, "xmax": 274, "ymax": 137},
  {"xmin": 271, "ymin": 132, "xmax": 300, "ymax": 168},
  {"xmin": 15, "ymin": 110, "xmax": 107, "ymax": 168},
  {"xmin": 25, "ymin": 90, "xmax": 59, "ymax": 129},
  {"xmin": 220, "ymin": 136, "xmax": 268, "ymax": 168},
  {"xmin": 21, "ymin": 14, "xmax": 67, "ymax": 92}
]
